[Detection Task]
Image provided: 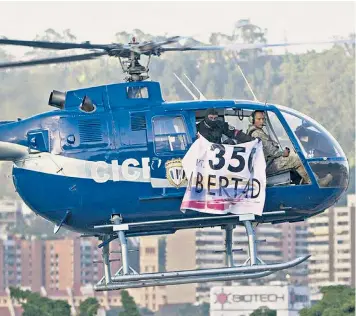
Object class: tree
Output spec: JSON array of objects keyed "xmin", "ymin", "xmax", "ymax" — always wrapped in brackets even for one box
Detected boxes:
[
  {"xmin": 300, "ymin": 285, "xmax": 355, "ymax": 316},
  {"xmin": 10, "ymin": 287, "xmax": 71, "ymax": 316},
  {"xmin": 200, "ymin": 302, "xmax": 210, "ymax": 316},
  {"xmin": 250, "ymin": 307, "xmax": 277, "ymax": 316},
  {"xmin": 178, "ymin": 303, "xmax": 199, "ymax": 316},
  {"xmin": 119, "ymin": 290, "xmax": 140, "ymax": 316},
  {"xmin": 0, "ymin": 26, "xmax": 354, "ymax": 185},
  {"xmin": 79, "ymin": 297, "xmax": 100, "ymax": 316},
  {"xmin": 175, "ymin": 303, "xmax": 210, "ymax": 316}
]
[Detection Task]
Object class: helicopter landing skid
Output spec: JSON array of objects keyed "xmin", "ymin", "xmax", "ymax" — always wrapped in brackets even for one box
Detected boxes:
[{"xmin": 93, "ymin": 215, "xmax": 310, "ymax": 291}]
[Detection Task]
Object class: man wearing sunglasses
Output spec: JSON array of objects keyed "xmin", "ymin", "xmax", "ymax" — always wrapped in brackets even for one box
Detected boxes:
[{"xmin": 197, "ymin": 108, "xmax": 253, "ymax": 144}]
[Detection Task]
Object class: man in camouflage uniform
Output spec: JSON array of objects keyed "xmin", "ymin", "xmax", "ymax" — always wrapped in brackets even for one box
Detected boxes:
[{"xmin": 247, "ymin": 110, "xmax": 310, "ymax": 183}]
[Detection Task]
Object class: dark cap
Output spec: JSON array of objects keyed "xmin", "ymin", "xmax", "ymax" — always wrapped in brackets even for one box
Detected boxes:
[{"xmin": 206, "ymin": 108, "xmax": 218, "ymax": 116}]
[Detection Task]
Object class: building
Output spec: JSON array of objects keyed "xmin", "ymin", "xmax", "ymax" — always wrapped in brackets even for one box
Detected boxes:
[
  {"xmin": 308, "ymin": 194, "xmax": 355, "ymax": 302},
  {"xmin": 280, "ymin": 222, "xmax": 309, "ymax": 285},
  {"xmin": 0, "ymin": 200, "xmax": 23, "ymax": 234},
  {"xmin": 0, "ymin": 234, "xmax": 121, "ymax": 292},
  {"xmin": 0, "ymin": 235, "xmax": 44, "ymax": 292},
  {"xmin": 129, "ymin": 236, "xmax": 167, "ymax": 312},
  {"xmin": 165, "ymin": 223, "xmax": 287, "ymax": 304},
  {"xmin": 210, "ymin": 284, "xmax": 310, "ymax": 316},
  {"xmin": 166, "ymin": 229, "xmax": 197, "ymax": 304}
]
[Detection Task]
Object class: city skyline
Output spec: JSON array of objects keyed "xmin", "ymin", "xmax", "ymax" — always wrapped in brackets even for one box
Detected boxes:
[{"xmin": 0, "ymin": 194, "xmax": 354, "ymax": 314}]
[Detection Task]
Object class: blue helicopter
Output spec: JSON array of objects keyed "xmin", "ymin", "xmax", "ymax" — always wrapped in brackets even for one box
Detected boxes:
[{"xmin": 0, "ymin": 36, "xmax": 350, "ymax": 291}]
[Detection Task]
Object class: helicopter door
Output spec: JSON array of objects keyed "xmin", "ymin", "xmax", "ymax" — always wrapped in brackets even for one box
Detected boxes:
[{"xmin": 148, "ymin": 112, "xmax": 195, "ymax": 189}]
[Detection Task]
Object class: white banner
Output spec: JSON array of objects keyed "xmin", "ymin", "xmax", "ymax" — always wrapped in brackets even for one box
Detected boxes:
[{"xmin": 180, "ymin": 136, "xmax": 266, "ymax": 216}]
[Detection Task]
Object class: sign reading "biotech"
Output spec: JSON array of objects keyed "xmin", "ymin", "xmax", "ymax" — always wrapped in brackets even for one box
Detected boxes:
[{"xmin": 210, "ymin": 285, "xmax": 310, "ymax": 316}]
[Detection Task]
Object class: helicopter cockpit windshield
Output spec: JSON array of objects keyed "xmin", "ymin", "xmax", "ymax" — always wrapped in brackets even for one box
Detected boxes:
[
  {"xmin": 277, "ymin": 105, "xmax": 349, "ymax": 188},
  {"xmin": 277, "ymin": 106, "xmax": 344, "ymax": 158}
]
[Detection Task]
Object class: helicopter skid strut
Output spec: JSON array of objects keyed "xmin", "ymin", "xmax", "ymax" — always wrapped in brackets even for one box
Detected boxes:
[{"xmin": 94, "ymin": 215, "xmax": 310, "ymax": 291}]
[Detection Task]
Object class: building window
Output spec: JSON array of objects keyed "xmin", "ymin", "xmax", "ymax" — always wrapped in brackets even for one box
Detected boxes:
[
  {"xmin": 337, "ymin": 221, "xmax": 349, "ymax": 225},
  {"xmin": 145, "ymin": 247, "xmax": 156, "ymax": 255}
]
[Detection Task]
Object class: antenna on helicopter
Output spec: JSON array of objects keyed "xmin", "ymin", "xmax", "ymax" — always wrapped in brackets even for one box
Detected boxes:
[
  {"xmin": 174, "ymin": 73, "xmax": 207, "ymax": 101},
  {"xmin": 183, "ymin": 74, "xmax": 207, "ymax": 100},
  {"xmin": 173, "ymin": 73, "xmax": 198, "ymax": 100},
  {"xmin": 232, "ymin": 51, "xmax": 259, "ymax": 102}
]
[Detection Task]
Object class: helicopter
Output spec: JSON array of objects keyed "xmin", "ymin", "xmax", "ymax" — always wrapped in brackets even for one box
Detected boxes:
[{"xmin": 0, "ymin": 35, "xmax": 351, "ymax": 292}]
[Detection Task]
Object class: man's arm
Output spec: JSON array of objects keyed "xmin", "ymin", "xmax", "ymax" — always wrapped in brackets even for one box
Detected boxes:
[
  {"xmin": 222, "ymin": 123, "xmax": 254, "ymax": 144},
  {"xmin": 251, "ymin": 129, "xmax": 282, "ymax": 158}
]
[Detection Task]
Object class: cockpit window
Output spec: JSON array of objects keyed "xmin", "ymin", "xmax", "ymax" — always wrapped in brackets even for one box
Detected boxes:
[
  {"xmin": 153, "ymin": 116, "xmax": 188, "ymax": 153},
  {"xmin": 127, "ymin": 86, "xmax": 149, "ymax": 99},
  {"xmin": 265, "ymin": 111, "xmax": 295, "ymax": 151},
  {"xmin": 279, "ymin": 107, "xmax": 345, "ymax": 158}
]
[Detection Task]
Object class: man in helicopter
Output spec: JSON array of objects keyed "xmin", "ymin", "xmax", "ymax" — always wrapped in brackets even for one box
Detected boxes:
[
  {"xmin": 247, "ymin": 110, "xmax": 333, "ymax": 186},
  {"xmin": 197, "ymin": 108, "xmax": 254, "ymax": 144}
]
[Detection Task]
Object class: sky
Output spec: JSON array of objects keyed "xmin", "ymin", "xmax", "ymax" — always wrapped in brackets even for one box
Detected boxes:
[{"xmin": 0, "ymin": 1, "xmax": 355, "ymax": 57}]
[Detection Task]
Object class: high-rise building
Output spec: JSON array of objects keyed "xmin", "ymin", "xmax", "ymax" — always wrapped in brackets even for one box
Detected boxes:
[
  {"xmin": 129, "ymin": 236, "xmax": 167, "ymax": 312},
  {"xmin": 44, "ymin": 237, "xmax": 121, "ymax": 291},
  {"xmin": 19, "ymin": 237, "xmax": 44, "ymax": 292},
  {"xmin": 166, "ymin": 229, "xmax": 197, "ymax": 304},
  {"xmin": 0, "ymin": 199, "xmax": 23, "ymax": 234},
  {"xmin": 0, "ymin": 235, "xmax": 121, "ymax": 292},
  {"xmin": 0, "ymin": 235, "xmax": 44, "ymax": 292},
  {"xmin": 281, "ymin": 222, "xmax": 309, "ymax": 285},
  {"xmin": 308, "ymin": 194, "xmax": 355, "ymax": 302}
]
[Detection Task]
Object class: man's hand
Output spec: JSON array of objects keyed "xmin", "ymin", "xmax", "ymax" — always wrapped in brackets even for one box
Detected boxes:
[{"xmin": 283, "ymin": 148, "xmax": 290, "ymax": 157}]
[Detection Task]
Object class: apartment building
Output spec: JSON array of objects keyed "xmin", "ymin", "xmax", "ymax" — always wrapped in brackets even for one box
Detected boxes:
[
  {"xmin": 165, "ymin": 222, "xmax": 288, "ymax": 303},
  {"xmin": 281, "ymin": 221, "xmax": 309, "ymax": 285},
  {"xmin": 0, "ymin": 235, "xmax": 121, "ymax": 291},
  {"xmin": 0, "ymin": 200, "xmax": 23, "ymax": 234},
  {"xmin": 129, "ymin": 236, "xmax": 167, "ymax": 312},
  {"xmin": 308, "ymin": 194, "xmax": 355, "ymax": 302}
]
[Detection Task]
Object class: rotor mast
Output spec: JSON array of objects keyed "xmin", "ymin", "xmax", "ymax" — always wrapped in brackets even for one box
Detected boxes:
[{"xmin": 117, "ymin": 37, "xmax": 151, "ymax": 82}]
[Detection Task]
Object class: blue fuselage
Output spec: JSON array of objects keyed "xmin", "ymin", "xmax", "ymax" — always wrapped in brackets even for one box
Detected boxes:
[{"xmin": 0, "ymin": 81, "xmax": 348, "ymax": 234}]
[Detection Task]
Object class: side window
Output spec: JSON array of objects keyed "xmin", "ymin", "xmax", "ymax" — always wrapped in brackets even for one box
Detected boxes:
[
  {"xmin": 153, "ymin": 116, "xmax": 188, "ymax": 153},
  {"xmin": 127, "ymin": 87, "xmax": 149, "ymax": 99},
  {"xmin": 224, "ymin": 108, "xmax": 253, "ymax": 133}
]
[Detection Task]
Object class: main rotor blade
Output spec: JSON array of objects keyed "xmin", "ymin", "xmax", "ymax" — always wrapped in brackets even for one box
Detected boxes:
[
  {"xmin": 161, "ymin": 39, "xmax": 355, "ymax": 53},
  {"xmin": 0, "ymin": 38, "xmax": 113, "ymax": 50},
  {"xmin": 130, "ymin": 36, "xmax": 185, "ymax": 54},
  {"xmin": 0, "ymin": 51, "xmax": 107, "ymax": 69}
]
